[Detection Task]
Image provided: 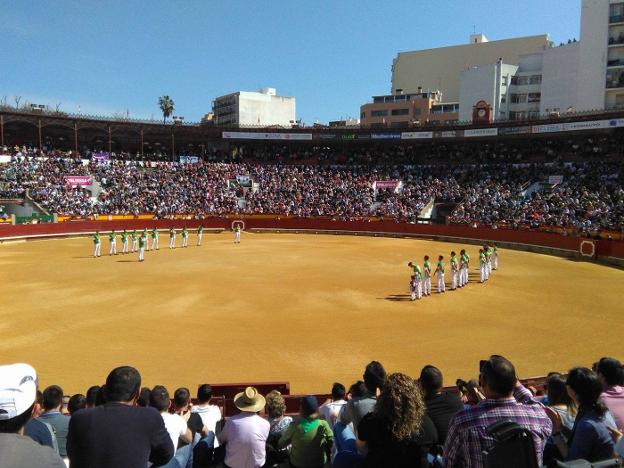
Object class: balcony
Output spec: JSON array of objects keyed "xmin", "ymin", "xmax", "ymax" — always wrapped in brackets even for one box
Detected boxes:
[
  {"xmin": 611, "ymin": 14, "xmax": 624, "ymax": 25},
  {"xmin": 609, "ymin": 36, "xmax": 624, "ymax": 47},
  {"xmin": 607, "ymin": 58, "xmax": 624, "ymax": 68}
]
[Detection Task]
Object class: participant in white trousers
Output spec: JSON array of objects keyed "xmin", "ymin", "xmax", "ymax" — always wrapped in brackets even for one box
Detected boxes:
[
  {"xmin": 92, "ymin": 232, "xmax": 101, "ymax": 257},
  {"xmin": 234, "ymin": 226, "xmax": 241, "ymax": 243},
  {"xmin": 423, "ymin": 256, "xmax": 432, "ymax": 296},
  {"xmin": 197, "ymin": 226, "xmax": 203, "ymax": 246},
  {"xmin": 459, "ymin": 249, "xmax": 468, "ymax": 287},
  {"xmin": 138, "ymin": 236, "xmax": 145, "ymax": 262},
  {"xmin": 151, "ymin": 228, "xmax": 159, "ymax": 250},
  {"xmin": 121, "ymin": 231, "xmax": 129, "ymax": 254},
  {"xmin": 181, "ymin": 227, "xmax": 189, "ymax": 248},
  {"xmin": 169, "ymin": 228, "xmax": 176, "ymax": 249},
  {"xmin": 492, "ymin": 244, "xmax": 499, "ymax": 270},
  {"xmin": 109, "ymin": 231, "xmax": 117, "ymax": 256},
  {"xmin": 450, "ymin": 251, "xmax": 458, "ymax": 290},
  {"xmin": 479, "ymin": 249, "xmax": 487, "ymax": 283},
  {"xmin": 131, "ymin": 231, "xmax": 138, "ymax": 253},
  {"xmin": 434, "ymin": 255, "xmax": 446, "ymax": 293}
]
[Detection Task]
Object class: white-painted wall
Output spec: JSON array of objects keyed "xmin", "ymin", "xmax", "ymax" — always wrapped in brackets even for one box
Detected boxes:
[
  {"xmin": 237, "ymin": 92, "xmax": 296, "ymax": 127},
  {"xmin": 459, "ymin": 63, "xmax": 518, "ymax": 121},
  {"xmin": 576, "ymin": 0, "xmax": 609, "ymax": 110},
  {"xmin": 540, "ymin": 43, "xmax": 580, "ymax": 114}
]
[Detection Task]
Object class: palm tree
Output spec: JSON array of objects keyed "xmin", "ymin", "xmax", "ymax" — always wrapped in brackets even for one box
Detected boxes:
[{"xmin": 158, "ymin": 95, "xmax": 175, "ymax": 124}]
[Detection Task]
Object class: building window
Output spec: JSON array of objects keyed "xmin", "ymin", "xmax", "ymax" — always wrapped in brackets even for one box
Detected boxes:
[
  {"xmin": 528, "ymin": 92, "xmax": 541, "ymax": 103},
  {"xmin": 391, "ymin": 108, "xmax": 409, "ymax": 116},
  {"xmin": 510, "ymin": 94, "xmax": 527, "ymax": 103},
  {"xmin": 360, "ymin": 112, "xmax": 365, "ymax": 119},
  {"xmin": 529, "ymin": 75, "xmax": 542, "ymax": 85},
  {"xmin": 528, "ymin": 111, "xmax": 540, "ymax": 119},
  {"xmin": 371, "ymin": 110, "xmax": 388, "ymax": 117},
  {"xmin": 610, "ymin": 3, "xmax": 624, "ymax": 24}
]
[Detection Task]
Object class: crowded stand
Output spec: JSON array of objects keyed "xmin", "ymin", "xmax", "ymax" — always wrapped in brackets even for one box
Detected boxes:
[
  {"xmin": 2, "ymin": 357, "xmax": 623, "ymax": 467},
  {"xmin": 1, "ymin": 137, "xmax": 622, "ymax": 233}
]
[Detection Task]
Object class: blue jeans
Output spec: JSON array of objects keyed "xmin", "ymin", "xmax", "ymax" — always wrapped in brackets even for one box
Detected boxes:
[
  {"xmin": 333, "ymin": 422, "xmax": 362, "ymax": 468},
  {"xmin": 159, "ymin": 433, "xmax": 208, "ymax": 468}
]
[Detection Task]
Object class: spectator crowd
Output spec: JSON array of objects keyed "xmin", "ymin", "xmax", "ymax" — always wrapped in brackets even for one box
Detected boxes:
[
  {"xmin": 1, "ymin": 356, "xmax": 624, "ymax": 467},
  {"xmin": 1, "ymin": 138, "xmax": 623, "ymax": 232}
]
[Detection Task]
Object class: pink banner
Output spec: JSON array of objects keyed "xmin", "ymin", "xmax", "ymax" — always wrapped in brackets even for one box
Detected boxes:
[
  {"xmin": 64, "ymin": 175, "xmax": 93, "ymax": 186},
  {"xmin": 374, "ymin": 181, "xmax": 400, "ymax": 190}
]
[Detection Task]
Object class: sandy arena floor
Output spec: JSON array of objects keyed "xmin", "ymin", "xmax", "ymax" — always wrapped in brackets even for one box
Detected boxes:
[{"xmin": 0, "ymin": 231, "xmax": 622, "ymax": 395}]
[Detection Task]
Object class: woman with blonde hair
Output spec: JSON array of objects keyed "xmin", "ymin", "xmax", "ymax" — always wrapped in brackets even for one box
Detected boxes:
[
  {"xmin": 357, "ymin": 372, "xmax": 438, "ymax": 467},
  {"xmin": 264, "ymin": 390, "xmax": 292, "ymax": 466}
]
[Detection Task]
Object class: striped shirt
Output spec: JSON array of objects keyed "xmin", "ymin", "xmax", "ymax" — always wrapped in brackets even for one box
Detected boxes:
[{"xmin": 444, "ymin": 385, "xmax": 552, "ymax": 467}]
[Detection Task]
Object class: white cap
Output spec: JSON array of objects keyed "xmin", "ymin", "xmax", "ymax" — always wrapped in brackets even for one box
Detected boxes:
[{"xmin": 0, "ymin": 363, "xmax": 38, "ymax": 420}]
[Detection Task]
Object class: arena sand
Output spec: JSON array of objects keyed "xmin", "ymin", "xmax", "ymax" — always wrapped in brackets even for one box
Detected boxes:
[{"xmin": 0, "ymin": 232, "xmax": 622, "ymax": 395}]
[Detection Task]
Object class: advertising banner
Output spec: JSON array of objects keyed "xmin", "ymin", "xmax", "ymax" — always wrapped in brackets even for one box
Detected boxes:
[
  {"xmin": 371, "ymin": 133, "xmax": 401, "ymax": 140},
  {"xmin": 499, "ymin": 126, "xmax": 531, "ymax": 135},
  {"xmin": 222, "ymin": 132, "xmax": 313, "ymax": 140},
  {"xmin": 64, "ymin": 175, "xmax": 93, "ymax": 187},
  {"xmin": 92, "ymin": 151, "xmax": 110, "ymax": 161},
  {"xmin": 436, "ymin": 131, "xmax": 458, "ymax": 138},
  {"xmin": 236, "ymin": 175, "xmax": 251, "ymax": 185},
  {"xmin": 401, "ymin": 131, "xmax": 433, "ymax": 139},
  {"xmin": 373, "ymin": 181, "xmax": 401, "ymax": 191},
  {"xmin": 532, "ymin": 123, "xmax": 565, "ymax": 134},
  {"xmin": 464, "ymin": 128, "xmax": 499, "ymax": 137},
  {"xmin": 563, "ymin": 120, "xmax": 611, "ymax": 131},
  {"xmin": 179, "ymin": 155, "xmax": 199, "ymax": 164}
]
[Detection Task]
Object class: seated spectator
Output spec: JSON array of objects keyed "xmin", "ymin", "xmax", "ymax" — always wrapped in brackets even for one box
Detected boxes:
[
  {"xmin": 24, "ymin": 389, "xmax": 59, "ymax": 453},
  {"xmin": 340, "ymin": 361, "xmax": 387, "ymax": 433},
  {"xmin": 38, "ymin": 384, "xmax": 70, "ymax": 458},
  {"xmin": 173, "ymin": 387, "xmax": 204, "ymax": 445},
  {"xmin": 278, "ymin": 395, "xmax": 334, "ymax": 468},
  {"xmin": 319, "ymin": 382, "xmax": 348, "ymax": 427},
  {"xmin": 150, "ymin": 386, "xmax": 193, "ymax": 455},
  {"xmin": 444, "ymin": 355, "xmax": 552, "ymax": 467},
  {"xmin": 191, "ymin": 384, "xmax": 222, "ymax": 442},
  {"xmin": 67, "ymin": 366, "xmax": 174, "ymax": 467},
  {"xmin": 357, "ymin": 372, "xmax": 438, "ymax": 467},
  {"xmin": 546, "ymin": 374, "xmax": 577, "ymax": 433},
  {"xmin": 547, "ymin": 367, "xmax": 615, "ymax": 462},
  {"xmin": 265, "ymin": 390, "xmax": 292, "ymax": 466},
  {"xmin": 596, "ymin": 357, "xmax": 624, "ymax": 429},
  {"xmin": 137, "ymin": 387, "xmax": 152, "ymax": 407},
  {"xmin": 0, "ymin": 363, "xmax": 65, "ymax": 467},
  {"xmin": 85, "ymin": 385, "xmax": 100, "ymax": 408},
  {"xmin": 217, "ymin": 386, "xmax": 270, "ymax": 468},
  {"xmin": 67, "ymin": 394, "xmax": 87, "ymax": 415},
  {"xmin": 419, "ymin": 365, "xmax": 463, "ymax": 444}
]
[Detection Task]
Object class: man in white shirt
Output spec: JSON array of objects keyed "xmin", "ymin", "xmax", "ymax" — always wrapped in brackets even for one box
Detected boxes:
[
  {"xmin": 319, "ymin": 382, "xmax": 347, "ymax": 427},
  {"xmin": 191, "ymin": 384, "xmax": 222, "ymax": 447},
  {"xmin": 150, "ymin": 386, "xmax": 192, "ymax": 467},
  {"xmin": 218, "ymin": 386, "xmax": 269, "ymax": 468}
]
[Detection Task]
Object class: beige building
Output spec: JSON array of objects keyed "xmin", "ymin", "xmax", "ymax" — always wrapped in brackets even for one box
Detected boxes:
[
  {"xmin": 391, "ymin": 33, "xmax": 551, "ymax": 102},
  {"xmin": 360, "ymin": 90, "xmax": 458, "ymax": 128}
]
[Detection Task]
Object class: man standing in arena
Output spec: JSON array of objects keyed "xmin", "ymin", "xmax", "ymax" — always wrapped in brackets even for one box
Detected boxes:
[
  {"xmin": 450, "ymin": 251, "xmax": 458, "ymax": 290},
  {"xmin": 138, "ymin": 234, "xmax": 145, "ymax": 262},
  {"xmin": 492, "ymin": 244, "xmax": 499, "ymax": 270},
  {"xmin": 408, "ymin": 262, "xmax": 423, "ymax": 300},
  {"xmin": 197, "ymin": 225, "xmax": 203, "ymax": 246},
  {"xmin": 121, "ymin": 230, "xmax": 129, "ymax": 254},
  {"xmin": 131, "ymin": 230, "xmax": 138, "ymax": 253},
  {"xmin": 479, "ymin": 248, "xmax": 487, "ymax": 283},
  {"xmin": 423, "ymin": 256, "xmax": 432, "ymax": 296},
  {"xmin": 181, "ymin": 227, "xmax": 189, "ymax": 248},
  {"xmin": 151, "ymin": 228, "xmax": 159, "ymax": 250},
  {"xmin": 459, "ymin": 249, "xmax": 468, "ymax": 287},
  {"xmin": 108, "ymin": 230, "xmax": 117, "ymax": 256},
  {"xmin": 435, "ymin": 255, "xmax": 446, "ymax": 293},
  {"xmin": 234, "ymin": 224, "xmax": 241, "ymax": 244},
  {"xmin": 92, "ymin": 231, "xmax": 101, "ymax": 258},
  {"xmin": 169, "ymin": 227, "xmax": 176, "ymax": 249},
  {"xmin": 142, "ymin": 229, "xmax": 149, "ymax": 251}
]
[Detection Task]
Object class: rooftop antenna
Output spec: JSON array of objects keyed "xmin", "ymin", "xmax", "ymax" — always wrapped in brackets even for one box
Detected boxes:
[{"xmin": 473, "ymin": 25, "xmax": 476, "ymax": 34}]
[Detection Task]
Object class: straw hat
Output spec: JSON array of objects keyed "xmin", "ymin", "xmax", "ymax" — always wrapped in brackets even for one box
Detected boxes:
[{"xmin": 234, "ymin": 387, "xmax": 266, "ymax": 413}]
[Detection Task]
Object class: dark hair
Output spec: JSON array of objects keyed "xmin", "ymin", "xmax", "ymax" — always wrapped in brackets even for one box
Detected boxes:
[
  {"xmin": 105, "ymin": 366, "xmax": 141, "ymax": 402},
  {"xmin": 86, "ymin": 385, "xmax": 100, "ymax": 407},
  {"xmin": 68, "ymin": 394, "xmax": 87, "ymax": 415},
  {"xmin": 0, "ymin": 403, "xmax": 35, "ymax": 433},
  {"xmin": 42, "ymin": 385, "xmax": 64, "ymax": 411},
  {"xmin": 95, "ymin": 385, "xmax": 107, "ymax": 406},
  {"xmin": 419, "ymin": 365, "xmax": 443, "ymax": 396},
  {"xmin": 451, "ymin": 251, "xmax": 456, "ymax": 256},
  {"xmin": 364, "ymin": 361, "xmax": 387, "ymax": 393},
  {"xmin": 197, "ymin": 384, "xmax": 213, "ymax": 403},
  {"xmin": 331, "ymin": 383, "xmax": 346, "ymax": 401},
  {"xmin": 481, "ymin": 355, "xmax": 516, "ymax": 396},
  {"xmin": 566, "ymin": 367, "xmax": 607, "ymax": 417},
  {"xmin": 150, "ymin": 386, "xmax": 170, "ymax": 412},
  {"xmin": 138, "ymin": 387, "xmax": 152, "ymax": 407},
  {"xmin": 35, "ymin": 390, "xmax": 43, "ymax": 406},
  {"xmin": 174, "ymin": 388, "xmax": 191, "ymax": 408},
  {"xmin": 546, "ymin": 374, "xmax": 575, "ymax": 409},
  {"xmin": 349, "ymin": 380, "xmax": 367, "ymax": 398},
  {"xmin": 424, "ymin": 255, "xmax": 429, "ymax": 260},
  {"xmin": 438, "ymin": 255, "xmax": 443, "ymax": 260},
  {"xmin": 596, "ymin": 357, "xmax": 624, "ymax": 386}
]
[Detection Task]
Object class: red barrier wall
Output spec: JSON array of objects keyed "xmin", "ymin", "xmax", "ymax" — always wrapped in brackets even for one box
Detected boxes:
[{"xmin": 1, "ymin": 217, "xmax": 623, "ymax": 260}]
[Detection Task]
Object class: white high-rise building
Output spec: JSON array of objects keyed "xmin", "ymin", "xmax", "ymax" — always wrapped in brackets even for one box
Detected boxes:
[{"xmin": 212, "ymin": 88, "xmax": 296, "ymax": 127}]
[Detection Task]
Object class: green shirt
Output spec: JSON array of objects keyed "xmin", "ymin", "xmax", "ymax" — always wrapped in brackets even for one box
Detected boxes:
[
  {"xmin": 93, "ymin": 233, "xmax": 100, "ymax": 244},
  {"xmin": 437, "ymin": 261, "xmax": 445, "ymax": 273},
  {"xmin": 182, "ymin": 228, "xmax": 188, "ymax": 238},
  {"xmin": 423, "ymin": 260, "xmax": 431, "ymax": 276},
  {"xmin": 151, "ymin": 229, "xmax": 157, "ymax": 239},
  {"xmin": 121, "ymin": 232, "xmax": 127, "ymax": 242},
  {"xmin": 198, "ymin": 226, "xmax": 203, "ymax": 233},
  {"xmin": 450, "ymin": 256, "xmax": 457, "ymax": 270},
  {"xmin": 131, "ymin": 231, "xmax": 137, "ymax": 240},
  {"xmin": 493, "ymin": 246, "xmax": 498, "ymax": 253},
  {"xmin": 139, "ymin": 237, "xmax": 145, "ymax": 248},
  {"xmin": 169, "ymin": 229, "xmax": 175, "ymax": 238},
  {"xmin": 278, "ymin": 418, "xmax": 333, "ymax": 468},
  {"xmin": 480, "ymin": 252, "xmax": 486, "ymax": 263},
  {"xmin": 235, "ymin": 226, "xmax": 241, "ymax": 233},
  {"xmin": 461, "ymin": 254, "xmax": 468, "ymax": 265},
  {"xmin": 109, "ymin": 233, "xmax": 115, "ymax": 241}
]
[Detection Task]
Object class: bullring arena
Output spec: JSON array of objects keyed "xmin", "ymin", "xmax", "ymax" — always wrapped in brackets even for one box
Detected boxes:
[{"xmin": 1, "ymin": 218, "xmax": 622, "ymax": 396}]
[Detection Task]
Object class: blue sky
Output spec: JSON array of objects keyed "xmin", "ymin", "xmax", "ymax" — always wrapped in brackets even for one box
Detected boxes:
[{"xmin": 0, "ymin": 0, "xmax": 581, "ymax": 124}]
